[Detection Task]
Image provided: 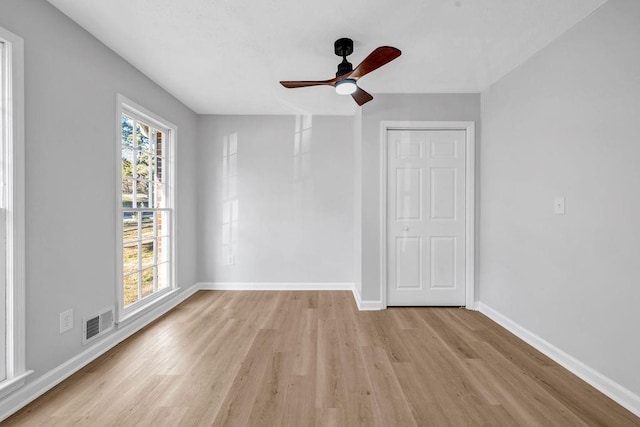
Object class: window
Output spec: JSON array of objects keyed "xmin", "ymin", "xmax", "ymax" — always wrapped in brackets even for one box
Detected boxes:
[
  {"xmin": 0, "ymin": 26, "xmax": 31, "ymax": 397},
  {"xmin": 117, "ymin": 95, "xmax": 175, "ymax": 321}
]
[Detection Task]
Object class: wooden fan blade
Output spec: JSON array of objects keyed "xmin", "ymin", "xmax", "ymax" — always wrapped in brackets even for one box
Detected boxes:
[
  {"xmin": 351, "ymin": 87, "xmax": 373, "ymax": 106},
  {"xmin": 280, "ymin": 79, "xmax": 336, "ymax": 88},
  {"xmin": 349, "ymin": 46, "xmax": 401, "ymax": 80}
]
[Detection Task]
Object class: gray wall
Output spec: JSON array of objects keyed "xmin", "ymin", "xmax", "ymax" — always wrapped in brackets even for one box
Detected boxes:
[
  {"xmin": 480, "ymin": 0, "xmax": 640, "ymax": 396},
  {"xmin": 197, "ymin": 115, "xmax": 354, "ymax": 283},
  {"xmin": 353, "ymin": 109, "xmax": 363, "ymax": 296},
  {"xmin": 0, "ymin": 0, "xmax": 198, "ymax": 382},
  {"xmin": 359, "ymin": 93, "xmax": 481, "ymax": 301}
]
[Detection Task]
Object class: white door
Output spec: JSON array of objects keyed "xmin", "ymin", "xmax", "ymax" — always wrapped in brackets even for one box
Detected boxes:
[{"xmin": 387, "ymin": 129, "xmax": 466, "ymax": 306}]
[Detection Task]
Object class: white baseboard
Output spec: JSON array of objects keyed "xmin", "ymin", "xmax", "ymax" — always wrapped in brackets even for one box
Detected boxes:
[
  {"xmin": 0, "ymin": 283, "xmax": 201, "ymax": 422},
  {"xmin": 351, "ymin": 285, "xmax": 384, "ymax": 311},
  {"xmin": 197, "ymin": 282, "xmax": 354, "ymax": 291},
  {"xmin": 476, "ymin": 302, "xmax": 640, "ymax": 418}
]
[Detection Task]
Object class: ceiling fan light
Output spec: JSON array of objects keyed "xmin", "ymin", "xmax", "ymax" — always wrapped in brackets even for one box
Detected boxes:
[{"xmin": 335, "ymin": 79, "xmax": 357, "ymax": 95}]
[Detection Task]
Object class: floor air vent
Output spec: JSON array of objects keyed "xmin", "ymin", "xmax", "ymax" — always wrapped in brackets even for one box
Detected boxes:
[{"xmin": 82, "ymin": 308, "xmax": 114, "ymax": 345}]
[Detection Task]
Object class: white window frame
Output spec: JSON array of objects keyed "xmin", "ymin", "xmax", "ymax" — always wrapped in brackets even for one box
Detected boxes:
[
  {"xmin": 115, "ymin": 94, "xmax": 177, "ymax": 324},
  {"xmin": 0, "ymin": 26, "xmax": 32, "ymax": 398}
]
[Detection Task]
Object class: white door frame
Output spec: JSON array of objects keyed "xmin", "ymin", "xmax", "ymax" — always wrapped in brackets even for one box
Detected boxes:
[{"xmin": 379, "ymin": 121, "xmax": 475, "ymax": 309}]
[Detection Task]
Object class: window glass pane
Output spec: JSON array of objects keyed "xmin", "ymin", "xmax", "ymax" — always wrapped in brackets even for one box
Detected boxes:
[
  {"xmin": 137, "ymin": 122, "xmax": 150, "ymax": 152},
  {"xmin": 136, "ymin": 151, "xmax": 152, "ymax": 181},
  {"xmin": 123, "ymin": 273, "xmax": 139, "ymax": 306},
  {"xmin": 156, "ymin": 155, "xmax": 164, "ymax": 183},
  {"xmin": 122, "ymin": 178, "xmax": 134, "ymax": 207},
  {"xmin": 156, "ymin": 130, "xmax": 164, "ymax": 157},
  {"xmin": 123, "ymin": 242, "xmax": 139, "ymax": 275},
  {"xmin": 141, "ymin": 267, "xmax": 154, "ymax": 298},
  {"xmin": 148, "ymin": 155, "xmax": 157, "ymax": 183},
  {"xmin": 122, "ymin": 115, "xmax": 134, "ymax": 148},
  {"xmin": 141, "ymin": 212, "xmax": 154, "ymax": 239},
  {"xmin": 150, "ymin": 129, "xmax": 160, "ymax": 154},
  {"xmin": 153, "ymin": 182, "xmax": 165, "ymax": 209},
  {"xmin": 155, "ymin": 211, "xmax": 169, "ymax": 237},
  {"xmin": 136, "ymin": 179, "xmax": 149, "ymax": 208},
  {"xmin": 141, "ymin": 240, "xmax": 154, "ymax": 268},
  {"xmin": 122, "ymin": 148, "xmax": 134, "ymax": 178},
  {"xmin": 123, "ymin": 212, "xmax": 138, "ymax": 242}
]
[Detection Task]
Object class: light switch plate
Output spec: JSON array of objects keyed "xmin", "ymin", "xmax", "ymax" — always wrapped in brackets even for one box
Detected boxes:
[{"xmin": 554, "ymin": 197, "xmax": 566, "ymax": 215}]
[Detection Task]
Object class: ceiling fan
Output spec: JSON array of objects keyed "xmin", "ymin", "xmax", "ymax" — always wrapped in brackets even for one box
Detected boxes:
[{"xmin": 279, "ymin": 38, "xmax": 401, "ymax": 106}]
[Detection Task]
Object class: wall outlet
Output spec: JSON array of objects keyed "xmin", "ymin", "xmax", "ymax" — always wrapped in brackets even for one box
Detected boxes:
[
  {"xmin": 60, "ymin": 309, "xmax": 73, "ymax": 334},
  {"xmin": 227, "ymin": 255, "xmax": 235, "ymax": 265}
]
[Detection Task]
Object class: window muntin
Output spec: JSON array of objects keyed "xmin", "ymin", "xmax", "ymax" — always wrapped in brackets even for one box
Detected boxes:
[{"xmin": 119, "ymin": 103, "xmax": 174, "ymax": 314}]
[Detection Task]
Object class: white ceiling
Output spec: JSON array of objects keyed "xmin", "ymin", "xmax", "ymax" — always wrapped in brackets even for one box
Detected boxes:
[{"xmin": 48, "ymin": 0, "xmax": 607, "ymax": 115}]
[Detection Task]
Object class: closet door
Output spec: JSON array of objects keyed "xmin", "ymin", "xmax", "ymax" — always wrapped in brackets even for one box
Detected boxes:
[{"xmin": 387, "ymin": 129, "xmax": 466, "ymax": 306}]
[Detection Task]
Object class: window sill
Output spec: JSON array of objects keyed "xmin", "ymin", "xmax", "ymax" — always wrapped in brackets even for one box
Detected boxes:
[
  {"xmin": 116, "ymin": 288, "xmax": 180, "ymax": 328},
  {"xmin": 0, "ymin": 370, "xmax": 34, "ymax": 399}
]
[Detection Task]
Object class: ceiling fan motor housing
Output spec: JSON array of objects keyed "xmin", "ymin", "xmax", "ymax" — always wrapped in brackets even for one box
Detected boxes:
[
  {"xmin": 335, "ymin": 38, "xmax": 354, "ymax": 77},
  {"xmin": 334, "ymin": 38, "xmax": 353, "ymax": 57}
]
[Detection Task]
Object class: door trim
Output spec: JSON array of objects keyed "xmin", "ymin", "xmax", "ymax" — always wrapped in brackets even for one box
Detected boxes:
[{"xmin": 379, "ymin": 121, "xmax": 475, "ymax": 309}]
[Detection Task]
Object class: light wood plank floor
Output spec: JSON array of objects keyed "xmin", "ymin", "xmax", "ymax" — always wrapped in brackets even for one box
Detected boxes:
[{"xmin": 6, "ymin": 291, "xmax": 640, "ymax": 426}]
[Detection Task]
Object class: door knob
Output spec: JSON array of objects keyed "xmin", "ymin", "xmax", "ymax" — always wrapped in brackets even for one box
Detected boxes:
[{"xmin": 403, "ymin": 225, "xmax": 409, "ymax": 231}]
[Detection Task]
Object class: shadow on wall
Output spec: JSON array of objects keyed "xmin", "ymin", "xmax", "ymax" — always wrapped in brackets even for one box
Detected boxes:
[
  {"xmin": 293, "ymin": 115, "xmax": 313, "ymax": 219},
  {"xmin": 222, "ymin": 133, "xmax": 239, "ymax": 266}
]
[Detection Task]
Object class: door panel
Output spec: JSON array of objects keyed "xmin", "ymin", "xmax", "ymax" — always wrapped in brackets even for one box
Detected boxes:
[
  {"xmin": 430, "ymin": 237, "xmax": 456, "ymax": 288},
  {"xmin": 397, "ymin": 139, "xmax": 422, "ymax": 159},
  {"xmin": 396, "ymin": 168, "xmax": 422, "ymax": 220},
  {"xmin": 395, "ymin": 237, "xmax": 422, "ymax": 288},
  {"xmin": 430, "ymin": 168, "xmax": 456, "ymax": 220},
  {"xmin": 387, "ymin": 129, "xmax": 466, "ymax": 306}
]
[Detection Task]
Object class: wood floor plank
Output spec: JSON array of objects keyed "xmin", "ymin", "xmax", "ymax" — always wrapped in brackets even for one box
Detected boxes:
[
  {"xmin": 415, "ymin": 308, "xmax": 480, "ymax": 359},
  {"xmin": 212, "ymin": 328, "xmax": 277, "ymax": 426},
  {"xmin": 4, "ymin": 291, "xmax": 639, "ymax": 426},
  {"xmin": 315, "ymin": 318, "xmax": 345, "ymax": 411},
  {"xmin": 398, "ymin": 327, "xmax": 490, "ymax": 425},
  {"xmin": 246, "ymin": 351, "xmax": 291, "ymax": 426},
  {"xmin": 279, "ymin": 374, "xmax": 316, "ymax": 427},
  {"xmin": 361, "ymin": 345, "xmax": 418, "ymax": 427},
  {"xmin": 335, "ymin": 305, "xmax": 379, "ymax": 426},
  {"xmin": 391, "ymin": 361, "xmax": 453, "ymax": 426},
  {"xmin": 363, "ymin": 312, "xmax": 414, "ymax": 363}
]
